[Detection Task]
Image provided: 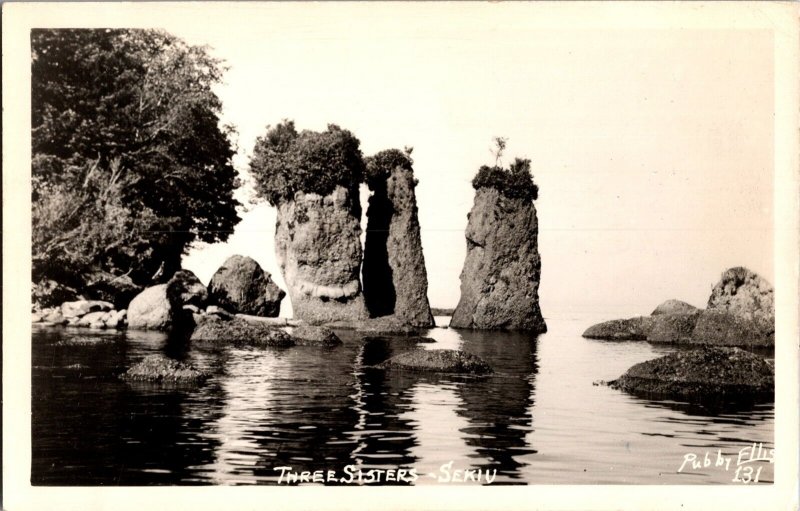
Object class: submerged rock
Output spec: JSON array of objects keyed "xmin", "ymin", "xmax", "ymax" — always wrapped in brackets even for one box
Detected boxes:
[
  {"xmin": 651, "ymin": 299, "xmax": 698, "ymax": 316},
  {"xmin": 608, "ymin": 347, "xmax": 773, "ymax": 402},
  {"xmin": 362, "ymin": 152, "xmax": 434, "ymax": 327},
  {"xmin": 121, "ymin": 354, "xmax": 208, "ymax": 383},
  {"xmin": 55, "ymin": 336, "xmax": 116, "ymax": 347},
  {"xmin": 582, "ymin": 317, "xmax": 653, "ymax": 340},
  {"xmin": 190, "ymin": 318, "xmax": 295, "ymax": 347},
  {"xmin": 707, "ymin": 267, "xmax": 774, "ymax": 339},
  {"xmin": 275, "ymin": 186, "xmax": 368, "ymax": 323},
  {"xmin": 378, "ymin": 349, "xmax": 493, "ymax": 374},
  {"xmin": 207, "ymin": 255, "xmax": 285, "ymax": 317},
  {"xmin": 326, "ymin": 317, "xmax": 421, "ymax": 336},
  {"xmin": 450, "ymin": 188, "xmax": 546, "ymax": 332},
  {"xmin": 290, "ymin": 325, "xmax": 342, "ymax": 347}
]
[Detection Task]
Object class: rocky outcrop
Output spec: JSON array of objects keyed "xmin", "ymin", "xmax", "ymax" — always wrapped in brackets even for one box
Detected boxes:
[
  {"xmin": 450, "ymin": 188, "xmax": 546, "ymax": 332},
  {"xmin": 377, "ymin": 349, "xmax": 493, "ymax": 374},
  {"xmin": 691, "ymin": 310, "xmax": 773, "ymax": 347},
  {"xmin": 707, "ymin": 267, "xmax": 774, "ymax": 339},
  {"xmin": 166, "ymin": 269, "xmax": 208, "ymax": 308},
  {"xmin": 608, "ymin": 347, "xmax": 773, "ymax": 403},
  {"xmin": 583, "ymin": 268, "xmax": 774, "ymax": 347},
  {"xmin": 208, "ymin": 255, "xmax": 285, "ymax": 317},
  {"xmin": 582, "ymin": 317, "xmax": 653, "ymax": 341},
  {"xmin": 651, "ymin": 299, "xmax": 698, "ymax": 316},
  {"xmin": 61, "ymin": 300, "xmax": 113, "ymax": 319},
  {"xmin": 121, "ymin": 354, "xmax": 209, "ymax": 384},
  {"xmin": 363, "ymin": 158, "xmax": 434, "ymax": 327},
  {"xmin": 190, "ymin": 318, "xmax": 296, "ymax": 347},
  {"xmin": 275, "ymin": 186, "xmax": 368, "ymax": 323},
  {"xmin": 289, "ymin": 326, "xmax": 342, "ymax": 347}
]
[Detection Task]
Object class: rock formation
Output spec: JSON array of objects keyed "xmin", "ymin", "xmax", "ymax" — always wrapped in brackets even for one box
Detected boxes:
[
  {"xmin": 127, "ymin": 269, "xmax": 206, "ymax": 330},
  {"xmin": 450, "ymin": 187, "xmax": 546, "ymax": 332},
  {"xmin": 208, "ymin": 255, "xmax": 285, "ymax": 317},
  {"xmin": 583, "ymin": 267, "xmax": 774, "ymax": 347},
  {"xmin": 707, "ymin": 267, "xmax": 774, "ymax": 338},
  {"xmin": 363, "ymin": 151, "xmax": 434, "ymax": 327},
  {"xmin": 377, "ymin": 349, "xmax": 493, "ymax": 374},
  {"xmin": 275, "ymin": 186, "xmax": 368, "ymax": 323},
  {"xmin": 608, "ymin": 347, "xmax": 773, "ymax": 404}
]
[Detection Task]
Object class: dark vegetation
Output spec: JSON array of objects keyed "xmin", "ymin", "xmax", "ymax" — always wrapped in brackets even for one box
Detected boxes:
[
  {"xmin": 249, "ymin": 120, "xmax": 366, "ymax": 206},
  {"xmin": 471, "ymin": 136, "xmax": 539, "ymax": 202},
  {"xmin": 364, "ymin": 148, "xmax": 414, "ymax": 189},
  {"xmin": 32, "ymin": 29, "xmax": 239, "ymax": 305}
]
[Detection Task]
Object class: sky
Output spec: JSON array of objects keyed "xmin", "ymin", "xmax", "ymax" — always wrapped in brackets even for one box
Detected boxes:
[{"xmin": 170, "ymin": 6, "xmax": 775, "ymax": 318}]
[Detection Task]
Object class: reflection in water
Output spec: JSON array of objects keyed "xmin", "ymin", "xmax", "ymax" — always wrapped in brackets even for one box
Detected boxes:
[{"xmin": 30, "ymin": 313, "xmax": 775, "ymax": 485}]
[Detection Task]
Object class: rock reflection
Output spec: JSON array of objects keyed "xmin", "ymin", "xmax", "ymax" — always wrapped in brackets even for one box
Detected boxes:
[{"xmin": 454, "ymin": 330, "xmax": 540, "ymax": 483}]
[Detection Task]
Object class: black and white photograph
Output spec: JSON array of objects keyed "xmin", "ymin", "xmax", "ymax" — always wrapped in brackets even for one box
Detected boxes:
[{"xmin": 3, "ymin": 2, "xmax": 799, "ymax": 510}]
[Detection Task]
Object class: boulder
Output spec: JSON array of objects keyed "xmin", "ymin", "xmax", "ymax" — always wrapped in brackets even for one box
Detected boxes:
[
  {"xmin": 39, "ymin": 308, "xmax": 67, "ymax": 325},
  {"xmin": 608, "ymin": 347, "xmax": 773, "ymax": 403},
  {"xmin": 647, "ymin": 312, "xmax": 701, "ymax": 343},
  {"xmin": 190, "ymin": 318, "xmax": 296, "ymax": 348},
  {"xmin": 166, "ymin": 269, "xmax": 208, "ymax": 308},
  {"xmin": 690, "ymin": 309, "xmax": 773, "ymax": 347},
  {"xmin": 127, "ymin": 284, "xmax": 173, "ymax": 330},
  {"xmin": 207, "ymin": 255, "xmax": 285, "ymax": 317},
  {"xmin": 362, "ymin": 159, "xmax": 434, "ymax": 327},
  {"xmin": 707, "ymin": 267, "xmax": 774, "ymax": 338},
  {"xmin": 105, "ymin": 309, "xmax": 127, "ymax": 329},
  {"xmin": 121, "ymin": 354, "xmax": 208, "ymax": 383},
  {"xmin": 582, "ymin": 317, "xmax": 653, "ymax": 340},
  {"xmin": 61, "ymin": 299, "xmax": 114, "ymax": 319},
  {"xmin": 450, "ymin": 188, "xmax": 546, "ymax": 332},
  {"xmin": 275, "ymin": 186, "xmax": 368, "ymax": 323},
  {"xmin": 651, "ymin": 299, "xmax": 698, "ymax": 316},
  {"xmin": 326, "ymin": 317, "xmax": 420, "ymax": 336},
  {"xmin": 377, "ymin": 349, "xmax": 493, "ymax": 374},
  {"xmin": 290, "ymin": 325, "xmax": 342, "ymax": 347}
]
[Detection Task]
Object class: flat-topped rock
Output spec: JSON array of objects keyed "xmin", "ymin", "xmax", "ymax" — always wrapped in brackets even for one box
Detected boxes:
[
  {"xmin": 190, "ymin": 318, "xmax": 295, "ymax": 348},
  {"xmin": 608, "ymin": 347, "xmax": 773, "ymax": 403},
  {"xmin": 290, "ymin": 325, "xmax": 342, "ymax": 347},
  {"xmin": 121, "ymin": 354, "xmax": 208, "ymax": 383},
  {"xmin": 377, "ymin": 349, "xmax": 493, "ymax": 374},
  {"xmin": 582, "ymin": 317, "xmax": 653, "ymax": 340}
]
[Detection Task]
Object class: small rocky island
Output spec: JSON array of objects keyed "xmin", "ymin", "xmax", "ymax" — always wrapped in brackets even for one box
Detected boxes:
[
  {"xmin": 583, "ymin": 267, "xmax": 774, "ymax": 347},
  {"xmin": 451, "ymin": 157, "xmax": 547, "ymax": 332},
  {"xmin": 587, "ymin": 267, "xmax": 776, "ymax": 404}
]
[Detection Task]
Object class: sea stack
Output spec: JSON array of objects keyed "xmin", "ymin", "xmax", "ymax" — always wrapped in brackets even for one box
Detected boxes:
[
  {"xmin": 451, "ymin": 157, "xmax": 546, "ymax": 332},
  {"xmin": 362, "ymin": 150, "xmax": 434, "ymax": 327},
  {"xmin": 249, "ymin": 122, "xmax": 368, "ymax": 323}
]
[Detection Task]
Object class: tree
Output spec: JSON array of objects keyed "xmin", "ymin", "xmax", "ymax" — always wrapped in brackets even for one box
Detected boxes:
[
  {"xmin": 31, "ymin": 29, "xmax": 240, "ymax": 299},
  {"xmin": 249, "ymin": 121, "xmax": 365, "ymax": 206}
]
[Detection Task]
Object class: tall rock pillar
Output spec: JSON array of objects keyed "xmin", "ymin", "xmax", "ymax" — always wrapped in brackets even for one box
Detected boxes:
[
  {"xmin": 363, "ymin": 151, "xmax": 434, "ymax": 327},
  {"xmin": 275, "ymin": 186, "xmax": 368, "ymax": 323},
  {"xmin": 450, "ymin": 162, "xmax": 546, "ymax": 332}
]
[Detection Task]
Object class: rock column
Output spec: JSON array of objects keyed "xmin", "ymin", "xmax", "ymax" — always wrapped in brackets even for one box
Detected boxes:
[
  {"xmin": 363, "ymin": 166, "xmax": 434, "ymax": 327},
  {"xmin": 450, "ymin": 188, "xmax": 546, "ymax": 332},
  {"xmin": 275, "ymin": 186, "xmax": 368, "ymax": 323}
]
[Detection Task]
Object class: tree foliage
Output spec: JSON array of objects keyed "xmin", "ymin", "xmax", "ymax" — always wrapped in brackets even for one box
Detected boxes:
[
  {"xmin": 249, "ymin": 120, "xmax": 366, "ymax": 206},
  {"xmin": 364, "ymin": 148, "xmax": 414, "ymax": 189},
  {"xmin": 31, "ymin": 29, "xmax": 240, "ymax": 295},
  {"xmin": 472, "ymin": 157, "xmax": 539, "ymax": 202}
]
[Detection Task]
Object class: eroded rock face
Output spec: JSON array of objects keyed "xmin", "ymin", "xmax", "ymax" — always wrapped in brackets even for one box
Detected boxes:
[
  {"xmin": 208, "ymin": 255, "xmax": 285, "ymax": 317},
  {"xmin": 450, "ymin": 188, "xmax": 546, "ymax": 332},
  {"xmin": 363, "ymin": 166, "xmax": 434, "ymax": 327},
  {"xmin": 707, "ymin": 267, "xmax": 774, "ymax": 338},
  {"xmin": 275, "ymin": 186, "xmax": 368, "ymax": 323}
]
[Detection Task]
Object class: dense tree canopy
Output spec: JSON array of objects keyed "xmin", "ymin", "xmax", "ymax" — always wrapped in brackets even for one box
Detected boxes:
[
  {"xmin": 249, "ymin": 121, "xmax": 366, "ymax": 206},
  {"xmin": 364, "ymin": 148, "xmax": 414, "ymax": 190},
  {"xmin": 472, "ymin": 158, "xmax": 539, "ymax": 202},
  {"xmin": 31, "ymin": 29, "xmax": 240, "ymax": 300}
]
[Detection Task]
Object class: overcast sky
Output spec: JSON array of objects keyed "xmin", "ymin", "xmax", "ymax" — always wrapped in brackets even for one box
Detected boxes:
[{"xmin": 171, "ymin": 6, "xmax": 774, "ymax": 317}]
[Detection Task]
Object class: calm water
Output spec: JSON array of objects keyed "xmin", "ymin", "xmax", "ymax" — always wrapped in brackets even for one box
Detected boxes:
[{"xmin": 31, "ymin": 312, "xmax": 774, "ymax": 485}]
